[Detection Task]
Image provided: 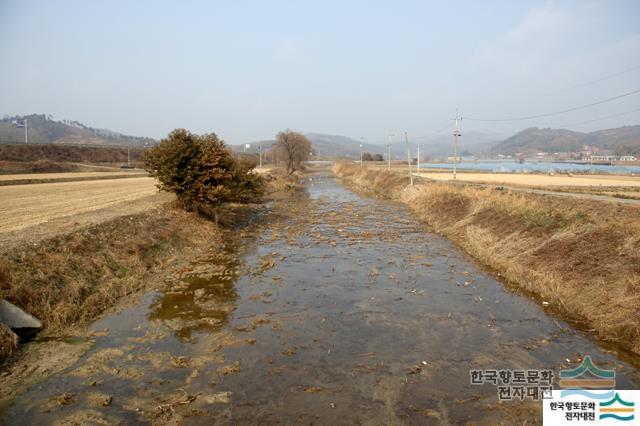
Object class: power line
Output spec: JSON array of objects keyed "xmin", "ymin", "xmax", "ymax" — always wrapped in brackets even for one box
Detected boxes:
[
  {"xmin": 558, "ymin": 107, "xmax": 640, "ymax": 128},
  {"xmin": 464, "ymin": 88, "xmax": 640, "ymax": 122},
  {"xmin": 411, "ymin": 122, "xmax": 452, "ymax": 141},
  {"xmin": 533, "ymin": 64, "xmax": 640, "ymax": 99}
]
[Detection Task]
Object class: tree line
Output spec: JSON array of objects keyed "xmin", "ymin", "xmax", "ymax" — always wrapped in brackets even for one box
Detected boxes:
[
  {"xmin": 144, "ymin": 128, "xmax": 311, "ymax": 212},
  {"xmin": 362, "ymin": 152, "xmax": 384, "ymax": 161}
]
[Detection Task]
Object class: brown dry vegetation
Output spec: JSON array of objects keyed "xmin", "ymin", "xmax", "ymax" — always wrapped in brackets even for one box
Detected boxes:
[
  {"xmin": 0, "ymin": 323, "xmax": 17, "ymax": 361},
  {"xmin": 262, "ymin": 167, "xmax": 304, "ymax": 192},
  {"xmin": 331, "ymin": 162, "xmax": 411, "ymax": 196},
  {"xmin": 416, "ymin": 171, "xmax": 640, "ymax": 188},
  {"xmin": 0, "ymin": 203, "xmax": 220, "ymax": 364},
  {"xmin": 0, "ymin": 160, "xmax": 81, "ymax": 174},
  {"xmin": 0, "ymin": 168, "xmax": 298, "ymax": 365},
  {"xmin": 0, "ymin": 263, "xmax": 17, "ymax": 361},
  {"xmin": 332, "ymin": 162, "xmax": 640, "ymax": 355},
  {"xmin": 0, "ymin": 143, "xmax": 145, "ymax": 164}
]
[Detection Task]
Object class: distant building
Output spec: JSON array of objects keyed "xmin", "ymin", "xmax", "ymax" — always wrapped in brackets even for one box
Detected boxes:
[
  {"xmin": 585, "ymin": 155, "xmax": 637, "ymax": 162},
  {"xmin": 588, "ymin": 155, "xmax": 618, "ymax": 161}
]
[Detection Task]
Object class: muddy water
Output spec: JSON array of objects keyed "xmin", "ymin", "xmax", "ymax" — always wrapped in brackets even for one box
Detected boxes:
[{"xmin": 3, "ymin": 173, "xmax": 639, "ymax": 425}]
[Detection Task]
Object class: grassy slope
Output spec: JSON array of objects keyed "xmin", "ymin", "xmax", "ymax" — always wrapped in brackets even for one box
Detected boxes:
[
  {"xmin": 0, "ymin": 203, "xmax": 219, "ymax": 363},
  {"xmin": 0, "ymin": 168, "xmax": 294, "ymax": 364},
  {"xmin": 332, "ymin": 162, "xmax": 640, "ymax": 355}
]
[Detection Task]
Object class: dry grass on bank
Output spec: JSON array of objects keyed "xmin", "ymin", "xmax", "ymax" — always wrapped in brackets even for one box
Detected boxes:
[
  {"xmin": 0, "ymin": 263, "xmax": 18, "ymax": 361},
  {"xmin": 0, "ymin": 262, "xmax": 18, "ymax": 361},
  {"xmin": 0, "ymin": 160, "xmax": 81, "ymax": 174},
  {"xmin": 0, "ymin": 323, "xmax": 17, "ymax": 361},
  {"xmin": 331, "ymin": 162, "xmax": 410, "ymax": 196},
  {"xmin": 263, "ymin": 167, "xmax": 305, "ymax": 193},
  {"xmin": 333, "ymin": 162, "xmax": 640, "ymax": 355},
  {"xmin": 0, "ymin": 165, "xmax": 295, "ymax": 365},
  {"xmin": 0, "ymin": 204, "xmax": 220, "ymax": 363}
]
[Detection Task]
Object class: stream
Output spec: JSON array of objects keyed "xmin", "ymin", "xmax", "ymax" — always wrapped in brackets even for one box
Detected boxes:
[{"xmin": 2, "ymin": 172, "xmax": 639, "ymax": 425}]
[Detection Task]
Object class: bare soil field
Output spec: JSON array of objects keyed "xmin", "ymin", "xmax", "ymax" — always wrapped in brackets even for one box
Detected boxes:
[
  {"xmin": 0, "ymin": 177, "xmax": 161, "ymax": 237},
  {"xmin": 417, "ymin": 171, "xmax": 640, "ymax": 187},
  {"xmin": 0, "ymin": 171, "xmax": 146, "ymax": 182},
  {"xmin": 0, "ymin": 171, "xmax": 148, "ymax": 186}
]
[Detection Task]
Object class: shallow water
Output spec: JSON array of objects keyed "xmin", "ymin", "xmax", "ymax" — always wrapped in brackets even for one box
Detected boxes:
[{"xmin": 2, "ymin": 173, "xmax": 639, "ymax": 425}]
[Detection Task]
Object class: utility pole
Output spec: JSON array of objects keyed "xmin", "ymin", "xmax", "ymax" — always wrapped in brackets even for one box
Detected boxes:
[
  {"xmin": 127, "ymin": 143, "xmax": 131, "ymax": 168},
  {"xmin": 387, "ymin": 130, "xmax": 394, "ymax": 170},
  {"xmin": 259, "ymin": 142, "xmax": 263, "ymax": 168},
  {"xmin": 359, "ymin": 143, "xmax": 363, "ymax": 168},
  {"xmin": 24, "ymin": 117, "xmax": 28, "ymax": 144},
  {"xmin": 405, "ymin": 131, "xmax": 413, "ymax": 186},
  {"xmin": 453, "ymin": 109, "xmax": 461, "ymax": 180},
  {"xmin": 416, "ymin": 144, "xmax": 420, "ymax": 176}
]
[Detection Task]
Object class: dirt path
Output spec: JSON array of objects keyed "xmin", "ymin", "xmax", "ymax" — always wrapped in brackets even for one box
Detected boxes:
[
  {"xmin": 0, "ymin": 177, "xmax": 169, "ymax": 248},
  {"xmin": 0, "ymin": 171, "xmax": 146, "ymax": 182},
  {"xmin": 417, "ymin": 171, "xmax": 640, "ymax": 187},
  {"xmin": 1, "ymin": 173, "xmax": 638, "ymax": 424},
  {"xmin": 414, "ymin": 174, "xmax": 640, "ymax": 205},
  {"xmin": 494, "ymin": 185, "xmax": 640, "ymax": 205},
  {"xmin": 0, "ymin": 171, "xmax": 148, "ymax": 186}
]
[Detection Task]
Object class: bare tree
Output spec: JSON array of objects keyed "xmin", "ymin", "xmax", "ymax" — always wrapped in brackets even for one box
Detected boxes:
[{"xmin": 272, "ymin": 130, "xmax": 312, "ymax": 174}]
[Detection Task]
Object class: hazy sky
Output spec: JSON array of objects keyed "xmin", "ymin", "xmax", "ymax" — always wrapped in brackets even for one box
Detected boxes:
[{"xmin": 1, "ymin": 0, "xmax": 639, "ymax": 144}]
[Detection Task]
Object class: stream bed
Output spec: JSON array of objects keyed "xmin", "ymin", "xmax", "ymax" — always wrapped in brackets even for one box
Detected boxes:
[{"xmin": 2, "ymin": 173, "xmax": 639, "ymax": 425}]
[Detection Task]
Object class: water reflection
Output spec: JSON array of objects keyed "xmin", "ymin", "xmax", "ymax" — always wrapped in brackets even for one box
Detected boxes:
[
  {"xmin": 145, "ymin": 189, "xmax": 311, "ymax": 342},
  {"xmin": 147, "ymin": 234, "xmax": 241, "ymax": 341}
]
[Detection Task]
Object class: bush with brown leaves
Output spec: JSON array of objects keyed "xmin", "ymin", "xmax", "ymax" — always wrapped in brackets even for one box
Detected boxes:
[{"xmin": 144, "ymin": 129, "xmax": 264, "ymax": 210}]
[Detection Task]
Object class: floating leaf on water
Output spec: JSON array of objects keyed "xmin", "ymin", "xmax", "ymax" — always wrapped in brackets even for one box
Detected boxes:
[{"xmin": 203, "ymin": 392, "xmax": 232, "ymax": 404}]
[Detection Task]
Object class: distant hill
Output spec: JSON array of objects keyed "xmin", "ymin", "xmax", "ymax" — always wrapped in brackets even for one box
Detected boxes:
[
  {"xmin": 305, "ymin": 133, "xmax": 384, "ymax": 158},
  {"xmin": 491, "ymin": 125, "xmax": 640, "ymax": 156},
  {"xmin": 234, "ymin": 134, "xmax": 384, "ymax": 158},
  {"xmin": 583, "ymin": 126, "xmax": 640, "ymax": 155},
  {"xmin": 307, "ymin": 131, "xmax": 501, "ymax": 159},
  {"xmin": 0, "ymin": 114, "xmax": 155, "ymax": 147},
  {"xmin": 238, "ymin": 131, "xmax": 501, "ymax": 159},
  {"xmin": 407, "ymin": 131, "xmax": 501, "ymax": 158}
]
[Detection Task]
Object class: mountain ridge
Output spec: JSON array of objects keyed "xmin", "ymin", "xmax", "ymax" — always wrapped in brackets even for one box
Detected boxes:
[
  {"xmin": 2, "ymin": 114, "xmax": 637, "ymax": 158},
  {"xmin": 0, "ymin": 114, "xmax": 155, "ymax": 147},
  {"xmin": 491, "ymin": 125, "xmax": 640, "ymax": 156}
]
